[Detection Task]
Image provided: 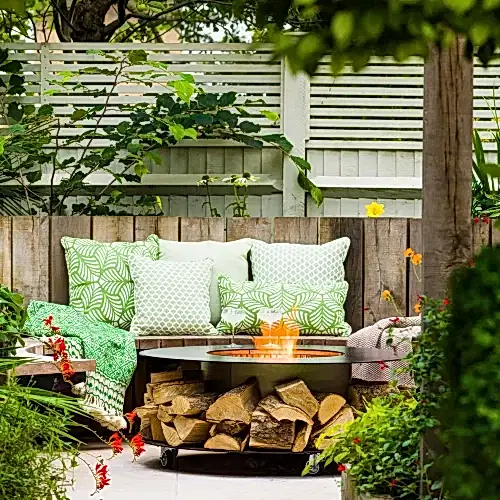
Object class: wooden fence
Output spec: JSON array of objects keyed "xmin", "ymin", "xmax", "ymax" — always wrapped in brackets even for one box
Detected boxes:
[
  {"xmin": 1, "ymin": 216, "xmax": 494, "ymax": 333},
  {"xmin": 4, "ymin": 43, "xmax": 500, "ymax": 217}
]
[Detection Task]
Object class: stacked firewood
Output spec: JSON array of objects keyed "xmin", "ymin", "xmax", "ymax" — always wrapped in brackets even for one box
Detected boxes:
[{"xmin": 136, "ymin": 368, "xmax": 354, "ymax": 452}]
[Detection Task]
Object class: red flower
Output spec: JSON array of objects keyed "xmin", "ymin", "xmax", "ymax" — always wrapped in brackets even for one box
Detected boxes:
[
  {"xmin": 390, "ymin": 479, "xmax": 398, "ymax": 488},
  {"xmin": 417, "ymin": 295, "xmax": 423, "ymax": 302},
  {"xmin": 125, "ymin": 411, "xmax": 137, "ymax": 427},
  {"xmin": 483, "ymin": 217, "xmax": 490, "ymax": 224},
  {"xmin": 109, "ymin": 433, "xmax": 124, "ymax": 455},
  {"xmin": 363, "ymin": 307, "xmax": 370, "ymax": 311},
  {"xmin": 337, "ymin": 464, "xmax": 347, "ymax": 472},
  {"xmin": 474, "ymin": 217, "xmax": 480, "ymax": 224},
  {"xmin": 43, "ymin": 316, "xmax": 53, "ymax": 326},
  {"xmin": 94, "ymin": 463, "xmax": 110, "ymax": 490},
  {"xmin": 51, "ymin": 326, "xmax": 60, "ymax": 333},
  {"xmin": 378, "ymin": 361, "xmax": 389, "ymax": 371},
  {"xmin": 391, "ymin": 317, "xmax": 400, "ymax": 323},
  {"xmin": 353, "ymin": 437, "xmax": 361, "ymax": 445},
  {"xmin": 443, "ymin": 298, "xmax": 450, "ymax": 306},
  {"xmin": 130, "ymin": 433, "xmax": 146, "ymax": 457}
]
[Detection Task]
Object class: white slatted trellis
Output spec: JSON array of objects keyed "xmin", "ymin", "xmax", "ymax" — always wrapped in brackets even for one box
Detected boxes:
[{"xmin": 2, "ymin": 43, "xmax": 498, "ymax": 217}]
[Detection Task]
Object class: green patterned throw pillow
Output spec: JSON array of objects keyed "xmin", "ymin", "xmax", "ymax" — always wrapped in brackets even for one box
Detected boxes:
[
  {"xmin": 217, "ymin": 275, "xmax": 351, "ymax": 336},
  {"xmin": 61, "ymin": 236, "xmax": 159, "ymax": 330}
]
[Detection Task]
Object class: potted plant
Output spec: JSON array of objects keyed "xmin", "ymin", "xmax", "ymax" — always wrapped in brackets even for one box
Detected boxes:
[
  {"xmin": 313, "ymin": 393, "xmax": 422, "ymax": 499},
  {"xmin": 0, "ymin": 285, "xmax": 26, "ymax": 355}
]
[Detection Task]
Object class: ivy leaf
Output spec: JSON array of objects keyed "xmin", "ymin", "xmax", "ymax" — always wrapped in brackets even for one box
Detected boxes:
[
  {"xmin": 239, "ymin": 121, "xmax": 261, "ymax": 133},
  {"xmin": 260, "ymin": 110, "xmax": 280, "ymax": 123},
  {"xmin": 7, "ymin": 102, "xmax": 23, "ymax": 122},
  {"xmin": 70, "ymin": 109, "xmax": 87, "ymax": 121},
  {"xmin": 116, "ymin": 121, "xmax": 130, "ymax": 135},
  {"xmin": 298, "ymin": 171, "xmax": 324, "ymax": 206},
  {"xmin": 9, "ymin": 74, "xmax": 24, "ymax": 86},
  {"xmin": 23, "ymin": 104, "xmax": 35, "ymax": 116},
  {"xmin": 290, "ymin": 155, "xmax": 311, "ymax": 171},
  {"xmin": 261, "ymin": 134, "xmax": 294, "ymax": 153},
  {"xmin": 127, "ymin": 143, "xmax": 141, "ymax": 154},
  {"xmin": 134, "ymin": 161, "xmax": 149, "ymax": 177},
  {"xmin": 38, "ymin": 104, "xmax": 54, "ymax": 116},
  {"xmin": 235, "ymin": 106, "xmax": 252, "ymax": 117},
  {"xmin": 0, "ymin": 60, "xmax": 22, "ymax": 73},
  {"xmin": 331, "ymin": 10, "xmax": 355, "ymax": 49},
  {"xmin": 169, "ymin": 123, "xmax": 186, "ymax": 142},
  {"xmin": 184, "ymin": 128, "xmax": 198, "ymax": 139},
  {"xmin": 235, "ymin": 134, "xmax": 264, "ymax": 149},
  {"xmin": 128, "ymin": 50, "xmax": 148, "ymax": 65},
  {"xmin": 25, "ymin": 170, "xmax": 42, "ymax": 183},
  {"xmin": 179, "ymin": 73, "xmax": 195, "ymax": 84},
  {"xmin": 219, "ymin": 91, "xmax": 238, "ymax": 107},
  {"xmin": 193, "ymin": 113, "xmax": 214, "ymax": 125},
  {"xmin": 169, "ymin": 80, "xmax": 194, "ymax": 104}
]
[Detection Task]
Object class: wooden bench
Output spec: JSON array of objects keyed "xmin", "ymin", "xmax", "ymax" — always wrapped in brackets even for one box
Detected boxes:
[{"xmin": 0, "ymin": 215, "xmax": 491, "ymax": 408}]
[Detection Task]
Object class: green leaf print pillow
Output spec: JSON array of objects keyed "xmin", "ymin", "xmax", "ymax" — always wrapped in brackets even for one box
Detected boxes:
[
  {"xmin": 217, "ymin": 275, "xmax": 351, "ymax": 336},
  {"xmin": 61, "ymin": 236, "xmax": 159, "ymax": 330}
]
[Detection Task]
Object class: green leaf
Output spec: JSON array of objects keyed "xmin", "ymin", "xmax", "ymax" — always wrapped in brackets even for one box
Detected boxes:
[
  {"xmin": 134, "ymin": 161, "xmax": 149, "ymax": 177},
  {"xmin": 260, "ymin": 110, "xmax": 280, "ymax": 123},
  {"xmin": 235, "ymin": 107, "xmax": 252, "ymax": 117},
  {"xmin": 9, "ymin": 74, "xmax": 24, "ymax": 86},
  {"xmin": 290, "ymin": 155, "xmax": 311, "ymax": 171},
  {"xmin": 38, "ymin": 104, "xmax": 54, "ymax": 116},
  {"xmin": 70, "ymin": 109, "xmax": 87, "ymax": 121},
  {"xmin": 484, "ymin": 0, "xmax": 500, "ymax": 9},
  {"xmin": 443, "ymin": 0, "xmax": 475, "ymax": 14},
  {"xmin": 331, "ymin": 10, "xmax": 355, "ymax": 49},
  {"xmin": 469, "ymin": 22, "xmax": 490, "ymax": 46},
  {"xmin": 7, "ymin": 102, "xmax": 23, "ymax": 122},
  {"xmin": 193, "ymin": 113, "xmax": 214, "ymax": 125},
  {"xmin": 25, "ymin": 170, "xmax": 42, "ymax": 183},
  {"xmin": 219, "ymin": 91, "xmax": 238, "ymax": 107},
  {"xmin": 169, "ymin": 123, "xmax": 186, "ymax": 142},
  {"xmin": 23, "ymin": 104, "xmax": 35, "ymax": 116},
  {"xmin": 0, "ymin": 50, "xmax": 8, "ymax": 65},
  {"xmin": 145, "ymin": 150, "xmax": 163, "ymax": 165},
  {"xmin": 0, "ymin": 137, "xmax": 5, "ymax": 155},
  {"xmin": 239, "ymin": 121, "xmax": 261, "ymax": 133},
  {"xmin": 127, "ymin": 143, "xmax": 141, "ymax": 154},
  {"xmin": 0, "ymin": 60, "xmax": 22, "ymax": 73},
  {"xmin": 184, "ymin": 128, "xmax": 198, "ymax": 139},
  {"xmin": 169, "ymin": 80, "xmax": 194, "ymax": 104},
  {"xmin": 298, "ymin": 171, "xmax": 324, "ymax": 206},
  {"xmin": 260, "ymin": 134, "xmax": 294, "ymax": 153},
  {"xmin": 235, "ymin": 134, "xmax": 264, "ymax": 149},
  {"xmin": 179, "ymin": 73, "xmax": 195, "ymax": 84},
  {"xmin": 128, "ymin": 50, "xmax": 148, "ymax": 65}
]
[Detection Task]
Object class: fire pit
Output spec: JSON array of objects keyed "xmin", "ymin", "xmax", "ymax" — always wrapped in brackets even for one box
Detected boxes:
[{"xmin": 208, "ymin": 348, "xmax": 343, "ymax": 359}]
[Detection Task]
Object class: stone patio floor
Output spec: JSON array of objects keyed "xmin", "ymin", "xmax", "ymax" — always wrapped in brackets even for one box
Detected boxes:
[{"xmin": 67, "ymin": 444, "xmax": 341, "ymax": 500}]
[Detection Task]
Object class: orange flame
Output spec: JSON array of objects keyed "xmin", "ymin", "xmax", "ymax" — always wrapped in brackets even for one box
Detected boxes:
[{"xmin": 253, "ymin": 309, "xmax": 300, "ymax": 358}]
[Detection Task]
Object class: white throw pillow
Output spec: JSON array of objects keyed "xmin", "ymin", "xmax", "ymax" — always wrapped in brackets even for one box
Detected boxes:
[
  {"xmin": 250, "ymin": 237, "xmax": 351, "ymax": 284},
  {"xmin": 129, "ymin": 256, "xmax": 217, "ymax": 336},
  {"xmin": 149, "ymin": 235, "xmax": 252, "ymax": 324}
]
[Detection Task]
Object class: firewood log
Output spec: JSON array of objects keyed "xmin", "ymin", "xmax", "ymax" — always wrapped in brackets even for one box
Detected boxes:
[
  {"xmin": 258, "ymin": 395, "xmax": 313, "ymax": 425},
  {"xmin": 149, "ymin": 410, "xmax": 166, "ymax": 442},
  {"xmin": 169, "ymin": 393, "xmax": 219, "ymax": 416},
  {"xmin": 249, "ymin": 409, "xmax": 295, "ymax": 450},
  {"xmin": 206, "ymin": 378, "xmax": 260, "ymax": 425},
  {"xmin": 134, "ymin": 404, "xmax": 158, "ymax": 419},
  {"xmin": 161, "ymin": 423, "xmax": 183, "ymax": 447},
  {"xmin": 314, "ymin": 392, "xmax": 346, "ymax": 425},
  {"xmin": 292, "ymin": 422, "xmax": 313, "ymax": 452},
  {"xmin": 152, "ymin": 381, "xmax": 204, "ymax": 405},
  {"xmin": 275, "ymin": 379, "xmax": 319, "ymax": 418},
  {"xmin": 144, "ymin": 393, "xmax": 153, "ymax": 405},
  {"xmin": 209, "ymin": 420, "xmax": 248, "ymax": 437},
  {"xmin": 150, "ymin": 367, "xmax": 183, "ymax": 384},
  {"xmin": 349, "ymin": 383, "xmax": 398, "ymax": 413},
  {"xmin": 173, "ymin": 415, "xmax": 211, "ymax": 443},
  {"xmin": 204, "ymin": 433, "xmax": 249, "ymax": 452},
  {"xmin": 157, "ymin": 404, "xmax": 174, "ymax": 423},
  {"xmin": 311, "ymin": 406, "xmax": 355, "ymax": 450}
]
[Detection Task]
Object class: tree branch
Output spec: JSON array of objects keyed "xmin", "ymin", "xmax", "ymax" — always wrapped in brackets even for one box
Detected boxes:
[{"xmin": 51, "ymin": 0, "xmax": 78, "ymax": 39}]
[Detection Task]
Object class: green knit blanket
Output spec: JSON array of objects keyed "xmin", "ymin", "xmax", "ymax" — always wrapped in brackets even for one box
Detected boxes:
[{"xmin": 24, "ymin": 301, "xmax": 137, "ymax": 430}]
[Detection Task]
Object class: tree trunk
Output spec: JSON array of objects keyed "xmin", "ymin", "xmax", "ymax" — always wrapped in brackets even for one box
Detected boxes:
[{"xmin": 423, "ymin": 38, "xmax": 473, "ymax": 299}]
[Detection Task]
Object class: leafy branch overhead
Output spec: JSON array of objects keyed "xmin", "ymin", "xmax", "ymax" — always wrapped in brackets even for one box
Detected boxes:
[
  {"xmin": 257, "ymin": 0, "xmax": 500, "ymax": 74},
  {"xmin": 0, "ymin": 48, "xmax": 322, "ymax": 216}
]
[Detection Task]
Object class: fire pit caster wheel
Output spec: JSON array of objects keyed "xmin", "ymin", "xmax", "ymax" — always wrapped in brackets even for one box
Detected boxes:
[
  {"xmin": 159, "ymin": 447, "xmax": 178, "ymax": 469},
  {"xmin": 306, "ymin": 454, "xmax": 322, "ymax": 475}
]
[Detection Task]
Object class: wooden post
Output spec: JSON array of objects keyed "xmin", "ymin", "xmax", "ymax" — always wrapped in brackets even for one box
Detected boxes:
[
  {"xmin": 423, "ymin": 38, "xmax": 473, "ymax": 298},
  {"xmin": 281, "ymin": 59, "xmax": 309, "ymax": 216}
]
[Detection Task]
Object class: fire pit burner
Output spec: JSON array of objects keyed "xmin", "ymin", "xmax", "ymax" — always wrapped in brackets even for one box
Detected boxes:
[{"xmin": 208, "ymin": 348, "xmax": 343, "ymax": 359}]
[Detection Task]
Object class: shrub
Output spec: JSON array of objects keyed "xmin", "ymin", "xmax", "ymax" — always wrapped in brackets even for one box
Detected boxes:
[{"xmin": 0, "ymin": 284, "xmax": 27, "ymax": 355}]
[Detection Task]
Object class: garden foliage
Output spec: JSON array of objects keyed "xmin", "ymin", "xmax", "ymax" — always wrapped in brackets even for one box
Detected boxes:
[{"xmin": 0, "ymin": 285, "xmax": 27, "ymax": 355}]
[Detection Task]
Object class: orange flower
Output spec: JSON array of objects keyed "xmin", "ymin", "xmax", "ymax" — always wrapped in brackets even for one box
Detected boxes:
[
  {"xmin": 109, "ymin": 433, "xmax": 124, "ymax": 455},
  {"xmin": 125, "ymin": 411, "xmax": 137, "ymax": 427},
  {"xmin": 404, "ymin": 248, "xmax": 415, "ymax": 258},
  {"xmin": 94, "ymin": 463, "xmax": 110, "ymax": 490},
  {"xmin": 337, "ymin": 464, "xmax": 347, "ymax": 472},
  {"xmin": 130, "ymin": 434, "xmax": 146, "ymax": 457},
  {"xmin": 414, "ymin": 302, "xmax": 422, "ymax": 313},
  {"xmin": 381, "ymin": 290, "xmax": 392, "ymax": 302},
  {"xmin": 411, "ymin": 253, "xmax": 423, "ymax": 266}
]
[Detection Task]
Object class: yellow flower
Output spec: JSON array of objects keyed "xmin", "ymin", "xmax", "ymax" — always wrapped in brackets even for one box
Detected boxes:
[
  {"xmin": 404, "ymin": 248, "xmax": 415, "ymax": 258},
  {"xmin": 381, "ymin": 290, "xmax": 392, "ymax": 302},
  {"xmin": 365, "ymin": 202, "xmax": 385, "ymax": 218},
  {"xmin": 411, "ymin": 253, "xmax": 423, "ymax": 266},
  {"xmin": 414, "ymin": 302, "xmax": 422, "ymax": 313}
]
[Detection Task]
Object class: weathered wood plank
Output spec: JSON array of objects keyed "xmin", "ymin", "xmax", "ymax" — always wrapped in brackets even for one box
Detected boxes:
[
  {"xmin": 472, "ymin": 218, "xmax": 491, "ymax": 256},
  {"xmin": 320, "ymin": 218, "xmax": 364, "ymax": 332},
  {"xmin": 134, "ymin": 216, "xmax": 158, "ymax": 241},
  {"xmin": 49, "ymin": 216, "xmax": 91, "ymax": 304},
  {"xmin": 157, "ymin": 217, "xmax": 179, "ymax": 241},
  {"xmin": 183, "ymin": 338, "xmax": 209, "ymax": 346},
  {"xmin": 12, "ymin": 217, "xmax": 50, "ymax": 302},
  {"xmin": 226, "ymin": 218, "xmax": 272, "ymax": 242},
  {"xmin": 274, "ymin": 217, "xmax": 318, "ymax": 243},
  {"xmin": 92, "ymin": 216, "xmax": 134, "ymax": 242},
  {"xmin": 160, "ymin": 338, "xmax": 184, "ymax": 348},
  {"xmin": 0, "ymin": 217, "xmax": 12, "ymax": 288},
  {"xmin": 180, "ymin": 217, "xmax": 225, "ymax": 242},
  {"xmin": 14, "ymin": 358, "xmax": 96, "ymax": 376},
  {"xmin": 408, "ymin": 219, "xmax": 423, "ymax": 316},
  {"xmin": 363, "ymin": 219, "xmax": 407, "ymax": 326}
]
